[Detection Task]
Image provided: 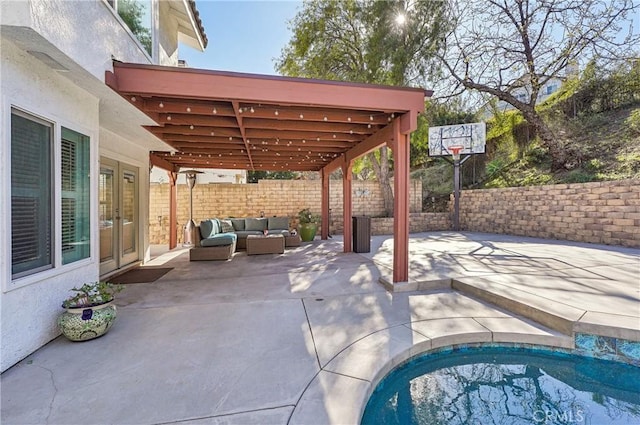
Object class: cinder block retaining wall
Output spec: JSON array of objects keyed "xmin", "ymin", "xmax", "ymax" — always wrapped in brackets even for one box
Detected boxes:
[
  {"xmin": 149, "ymin": 179, "xmax": 425, "ymax": 244},
  {"xmin": 458, "ymin": 179, "xmax": 640, "ymax": 248},
  {"xmin": 150, "ymin": 178, "xmax": 639, "ymax": 248}
]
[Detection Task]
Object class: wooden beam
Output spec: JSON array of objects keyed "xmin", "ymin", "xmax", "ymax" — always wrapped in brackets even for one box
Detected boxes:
[
  {"xmin": 110, "ymin": 62, "xmax": 428, "ymax": 114},
  {"xmin": 321, "ymin": 168, "xmax": 330, "ymax": 240},
  {"xmin": 342, "ymin": 159, "xmax": 353, "ymax": 253},
  {"xmin": 391, "ymin": 119, "xmax": 410, "ymax": 283},
  {"xmin": 168, "ymin": 171, "xmax": 178, "ymax": 250},
  {"xmin": 323, "ymin": 123, "xmax": 393, "ymax": 173},
  {"xmin": 242, "ymin": 118, "xmax": 380, "ymax": 134},
  {"xmin": 150, "ymin": 153, "xmax": 178, "ymax": 172},
  {"xmin": 232, "ymin": 100, "xmax": 255, "ymax": 170}
]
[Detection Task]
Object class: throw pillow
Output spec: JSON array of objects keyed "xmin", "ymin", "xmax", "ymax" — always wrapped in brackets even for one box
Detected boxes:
[
  {"xmin": 219, "ymin": 219, "xmax": 235, "ymax": 233},
  {"xmin": 199, "ymin": 219, "xmax": 218, "ymax": 239},
  {"xmin": 230, "ymin": 218, "xmax": 245, "ymax": 231},
  {"xmin": 245, "ymin": 217, "xmax": 268, "ymax": 231},
  {"xmin": 268, "ymin": 217, "xmax": 289, "ymax": 230}
]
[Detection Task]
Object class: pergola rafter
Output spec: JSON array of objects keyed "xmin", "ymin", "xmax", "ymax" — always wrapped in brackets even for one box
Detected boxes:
[{"xmin": 106, "ymin": 62, "xmax": 431, "ymax": 284}]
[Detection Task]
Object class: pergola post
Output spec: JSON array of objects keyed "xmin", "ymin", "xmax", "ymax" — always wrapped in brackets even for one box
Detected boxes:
[
  {"xmin": 342, "ymin": 159, "xmax": 353, "ymax": 253},
  {"xmin": 391, "ymin": 118, "xmax": 410, "ymax": 283},
  {"xmin": 321, "ymin": 168, "xmax": 330, "ymax": 240},
  {"xmin": 168, "ymin": 171, "xmax": 178, "ymax": 250}
]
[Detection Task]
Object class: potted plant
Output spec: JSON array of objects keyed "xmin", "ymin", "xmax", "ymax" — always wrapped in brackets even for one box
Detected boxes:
[
  {"xmin": 298, "ymin": 208, "xmax": 320, "ymax": 242},
  {"xmin": 58, "ymin": 281, "xmax": 123, "ymax": 342}
]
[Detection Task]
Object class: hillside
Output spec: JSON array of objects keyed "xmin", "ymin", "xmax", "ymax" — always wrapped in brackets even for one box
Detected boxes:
[{"xmin": 483, "ymin": 105, "xmax": 640, "ymax": 188}]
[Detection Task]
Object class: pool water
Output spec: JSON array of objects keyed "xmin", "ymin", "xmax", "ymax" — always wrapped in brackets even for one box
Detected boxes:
[{"xmin": 362, "ymin": 346, "xmax": 640, "ymax": 425}]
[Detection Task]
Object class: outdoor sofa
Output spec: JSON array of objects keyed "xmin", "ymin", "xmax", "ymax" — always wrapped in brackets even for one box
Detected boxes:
[{"xmin": 189, "ymin": 217, "xmax": 300, "ymax": 261}]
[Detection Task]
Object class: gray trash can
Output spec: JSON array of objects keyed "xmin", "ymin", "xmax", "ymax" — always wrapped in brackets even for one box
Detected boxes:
[{"xmin": 352, "ymin": 216, "xmax": 371, "ymax": 253}]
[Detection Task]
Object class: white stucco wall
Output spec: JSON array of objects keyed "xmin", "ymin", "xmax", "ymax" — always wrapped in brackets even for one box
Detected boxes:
[{"xmin": 1, "ymin": 40, "xmax": 100, "ymax": 372}]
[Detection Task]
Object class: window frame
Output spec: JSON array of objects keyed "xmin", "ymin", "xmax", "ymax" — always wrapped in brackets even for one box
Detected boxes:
[
  {"xmin": 10, "ymin": 108, "xmax": 55, "ymax": 279},
  {"xmin": 6, "ymin": 104, "xmax": 95, "ymax": 291},
  {"xmin": 102, "ymin": 0, "xmax": 155, "ymax": 61}
]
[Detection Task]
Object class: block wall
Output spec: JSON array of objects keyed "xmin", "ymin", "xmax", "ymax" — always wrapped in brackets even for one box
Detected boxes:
[
  {"xmin": 149, "ymin": 179, "xmax": 425, "ymax": 244},
  {"xmin": 458, "ymin": 179, "xmax": 640, "ymax": 248}
]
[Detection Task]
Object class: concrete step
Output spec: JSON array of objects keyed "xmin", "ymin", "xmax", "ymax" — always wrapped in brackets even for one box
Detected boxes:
[{"xmin": 452, "ymin": 277, "xmax": 586, "ymax": 336}]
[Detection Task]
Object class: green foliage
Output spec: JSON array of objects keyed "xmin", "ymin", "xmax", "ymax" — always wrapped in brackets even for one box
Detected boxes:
[
  {"xmin": 277, "ymin": 0, "xmax": 450, "ymax": 85},
  {"xmin": 625, "ymin": 108, "xmax": 640, "ymax": 135},
  {"xmin": 564, "ymin": 169, "xmax": 597, "ymax": 184},
  {"xmin": 297, "ymin": 208, "xmax": 320, "ymax": 224},
  {"xmin": 62, "ymin": 282, "xmax": 123, "ymax": 309},
  {"xmin": 118, "ymin": 0, "xmax": 152, "ymax": 55},
  {"xmin": 247, "ymin": 170, "xmax": 297, "ymax": 183},
  {"xmin": 485, "ymin": 159, "xmax": 505, "ymax": 175}
]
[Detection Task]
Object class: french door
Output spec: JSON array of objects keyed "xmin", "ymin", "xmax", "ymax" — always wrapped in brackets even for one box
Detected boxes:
[{"xmin": 99, "ymin": 158, "xmax": 139, "ymax": 275}]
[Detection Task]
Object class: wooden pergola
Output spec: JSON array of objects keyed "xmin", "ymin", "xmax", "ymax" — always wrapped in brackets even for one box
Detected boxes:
[{"xmin": 106, "ymin": 62, "xmax": 430, "ymax": 284}]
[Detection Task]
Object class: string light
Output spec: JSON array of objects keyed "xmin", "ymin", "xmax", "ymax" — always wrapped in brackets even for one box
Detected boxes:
[
  {"xmin": 189, "ymin": 125, "xmax": 194, "ymax": 130},
  {"xmin": 159, "ymin": 102, "xmax": 164, "ymax": 108},
  {"xmin": 213, "ymin": 108, "xmax": 217, "ymax": 114},
  {"xmin": 167, "ymin": 115, "xmax": 172, "ymax": 121},
  {"xmin": 186, "ymin": 107, "xmax": 191, "ymax": 112}
]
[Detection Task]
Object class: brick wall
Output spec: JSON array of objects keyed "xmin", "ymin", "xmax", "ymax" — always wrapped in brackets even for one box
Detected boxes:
[
  {"xmin": 458, "ymin": 179, "xmax": 640, "ymax": 248},
  {"xmin": 149, "ymin": 179, "xmax": 424, "ymax": 244}
]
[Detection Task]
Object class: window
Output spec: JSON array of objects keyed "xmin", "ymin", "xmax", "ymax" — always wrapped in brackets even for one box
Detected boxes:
[
  {"xmin": 61, "ymin": 128, "xmax": 91, "ymax": 265},
  {"xmin": 546, "ymin": 84, "xmax": 558, "ymax": 95},
  {"xmin": 108, "ymin": 0, "xmax": 153, "ymax": 56},
  {"xmin": 11, "ymin": 110, "xmax": 54, "ymax": 278}
]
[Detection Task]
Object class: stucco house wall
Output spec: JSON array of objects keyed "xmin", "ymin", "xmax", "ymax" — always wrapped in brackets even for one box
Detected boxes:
[{"xmin": 1, "ymin": 0, "xmax": 205, "ymax": 372}]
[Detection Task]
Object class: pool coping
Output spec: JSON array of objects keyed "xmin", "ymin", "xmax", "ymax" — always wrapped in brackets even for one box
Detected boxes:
[
  {"xmin": 289, "ymin": 308, "xmax": 640, "ymax": 425},
  {"xmin": 288, "ymin": 318, "xmax": 574, "ymax": 425}
]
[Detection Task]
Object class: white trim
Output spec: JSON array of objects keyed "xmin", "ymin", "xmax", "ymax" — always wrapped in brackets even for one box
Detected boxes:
[
  {"xmin": 4, "ymin": 102, "xmax": 98, "ymax": 293},
  {"xmin": 100, "ymin": 0, "xmax": 154, "ymax": 63}
]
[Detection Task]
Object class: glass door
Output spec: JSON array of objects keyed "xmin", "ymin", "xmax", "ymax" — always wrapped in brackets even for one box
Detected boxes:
[{"xmin": 99, "ymin": 158, "xmax": 139, "ymax": 275}]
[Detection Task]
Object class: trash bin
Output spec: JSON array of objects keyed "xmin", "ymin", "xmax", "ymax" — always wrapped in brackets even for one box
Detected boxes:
[{"xmin": 352, "ymin": 216, "xmax": 371, "ymax": 253}]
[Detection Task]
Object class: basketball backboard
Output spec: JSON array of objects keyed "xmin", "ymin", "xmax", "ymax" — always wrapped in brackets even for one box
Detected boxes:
[{"xmin": 428, "ymin": 122, "xmax": 486, "ymax": 156}]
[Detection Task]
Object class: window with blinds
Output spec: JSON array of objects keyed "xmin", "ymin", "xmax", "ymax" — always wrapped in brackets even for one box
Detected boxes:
[
  {"xmin": 61, "ymin": 128, "xmax": 90, "ymax": 265},
  {"xmin": 11, "ymin": 109, "xmax": 53, "ymax": 278}
]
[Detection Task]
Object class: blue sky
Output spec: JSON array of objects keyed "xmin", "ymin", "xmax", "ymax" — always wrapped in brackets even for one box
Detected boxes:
[{"xmin": 179, "ymin": 0, "xmax": 302, "ymax": 75}]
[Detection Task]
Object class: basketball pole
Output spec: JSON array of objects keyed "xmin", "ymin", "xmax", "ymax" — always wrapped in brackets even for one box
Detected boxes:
[{"xmin": 453, "ymin": 156, "xmax": 460, "ymax": 231}]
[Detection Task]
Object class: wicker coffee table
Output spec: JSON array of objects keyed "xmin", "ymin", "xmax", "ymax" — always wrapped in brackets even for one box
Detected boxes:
[{"xmin": 246, "ymin": 234, "xmax": 285, "ymax": 255}]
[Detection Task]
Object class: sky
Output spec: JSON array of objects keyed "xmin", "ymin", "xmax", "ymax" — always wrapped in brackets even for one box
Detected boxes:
[{"xmin": 179, "ymin": 0, "xmax": 302, "ymax": 75}]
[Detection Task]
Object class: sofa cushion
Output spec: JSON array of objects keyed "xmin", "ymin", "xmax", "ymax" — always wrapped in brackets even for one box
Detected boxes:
[
  {"xmin": 200, "ymin": 219, "xmax": 219, "ymax": 239},
  {"xmin": 219, "ymin": 219, "xmax": 235, "ymax": 233},
  {"xmin": 234, "ymin": 230, "xmax": 264, "ymax": 239},
  {"xmin": 268, "ymin": 217, "xmax": 289, "ymax": 231},
  {"xmin": 245, "ymin": 218, "xmax": 268, "ymax": 231},
  {"xmin": 200, "ymin": 233, "xmax": 236, "ymax": 247},
  {"xmin": 230, "ymin": 218, "xmax": 245, "ymax": 231}
]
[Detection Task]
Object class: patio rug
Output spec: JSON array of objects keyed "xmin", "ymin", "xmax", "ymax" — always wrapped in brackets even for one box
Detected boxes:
[{"xmin": 109, "ymin": 267, "xmax": 173, "ymax": 284}]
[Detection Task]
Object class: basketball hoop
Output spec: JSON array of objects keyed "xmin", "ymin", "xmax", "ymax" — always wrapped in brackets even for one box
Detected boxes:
[{"xmin": 448, "ymin": 145, "xmax": 464, "ymax": 161}]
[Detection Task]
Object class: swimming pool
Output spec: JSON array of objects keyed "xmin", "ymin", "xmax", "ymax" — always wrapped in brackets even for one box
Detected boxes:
[{"xmin": 362, "ymin": 346, "xmax": 640, "ymax": 425}]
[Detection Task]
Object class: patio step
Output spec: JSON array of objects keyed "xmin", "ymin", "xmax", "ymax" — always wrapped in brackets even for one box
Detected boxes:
[{"xmin": 452, "ymin": 277, "xmax": 585, "ymax": 336}]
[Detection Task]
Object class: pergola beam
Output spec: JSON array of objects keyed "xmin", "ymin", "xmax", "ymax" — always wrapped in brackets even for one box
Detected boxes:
[{"xmin": 107, "ymin": 63, "xmax": 428, "ymax": 113}]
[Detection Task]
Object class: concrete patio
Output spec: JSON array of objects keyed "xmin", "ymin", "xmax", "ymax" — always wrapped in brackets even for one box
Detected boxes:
[{"xmin": 2, "ymin": 232, "xmax": 639, "ymax": 425}]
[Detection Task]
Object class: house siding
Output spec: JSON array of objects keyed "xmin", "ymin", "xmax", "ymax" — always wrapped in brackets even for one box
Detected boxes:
[
  {"xmin": 1, "ymin": 0, "xmax": 201, "ymax": 372},
  {"xmin": 1, "ymin": 39, "xmax": 101, "ymax": 372}
]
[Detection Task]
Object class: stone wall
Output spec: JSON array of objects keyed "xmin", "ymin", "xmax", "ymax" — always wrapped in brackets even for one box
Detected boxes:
[
  {"xmin": 458, "ymin": 179, "xmax": 640, "ymax": 248},
  {"xmin": 149, "ymin": 179, "xmax": 425, "ymax": 244}
]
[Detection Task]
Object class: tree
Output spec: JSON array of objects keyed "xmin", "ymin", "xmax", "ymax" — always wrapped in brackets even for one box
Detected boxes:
[
  {"xmin": 435, "ymin": 0, "xmax": 640, "ymax": 169},
  {"xmin": 277, "ymin": 0, "xmax": 448, "ymax": 215}
]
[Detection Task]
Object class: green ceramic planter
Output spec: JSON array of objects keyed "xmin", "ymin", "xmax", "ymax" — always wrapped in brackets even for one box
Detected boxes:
[
  {"xmin": 58, "ymin": 301, "xmax": 117, "ymax": 342},
  {"xmin": 299, "ymin": 223, "xmax": 318, "ymax": 242}
]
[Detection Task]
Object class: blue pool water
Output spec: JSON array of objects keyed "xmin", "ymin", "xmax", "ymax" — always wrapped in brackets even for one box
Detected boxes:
[{"xmin": 362, "ymin": 346, "xmax": 640, "ymax": 425}]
